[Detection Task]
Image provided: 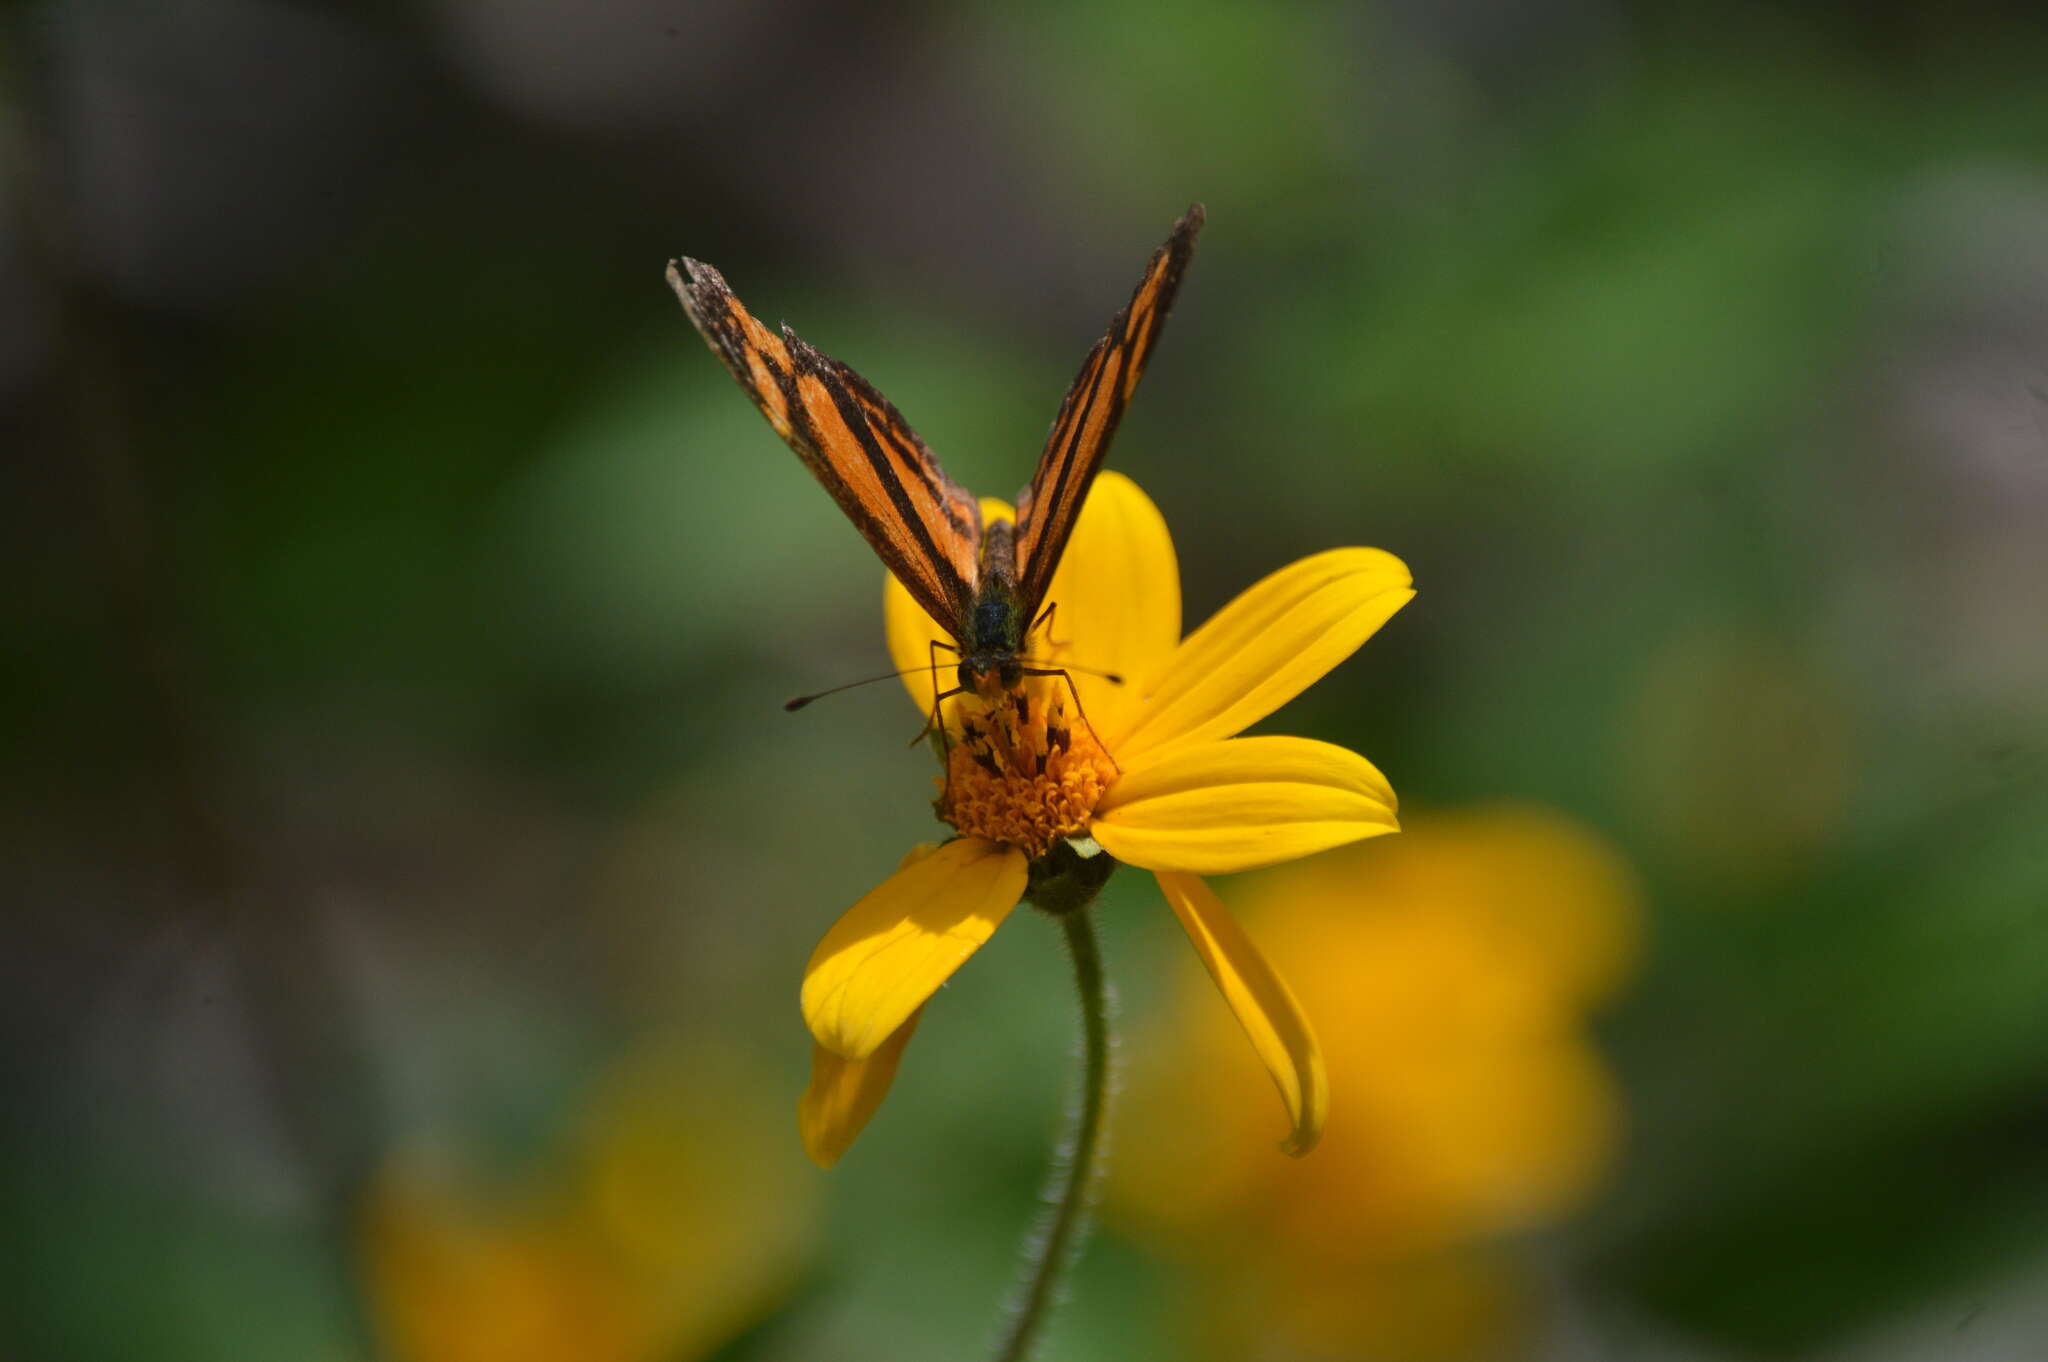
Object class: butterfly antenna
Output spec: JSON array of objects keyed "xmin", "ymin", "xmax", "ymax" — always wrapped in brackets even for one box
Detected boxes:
[
  {"xmin": 1019, "ymin": 658, "xmax": 1123, "ymax": 685},
  {"xmin": 785, "ymin": 667, "xmax": 934, "ymax": 712}
]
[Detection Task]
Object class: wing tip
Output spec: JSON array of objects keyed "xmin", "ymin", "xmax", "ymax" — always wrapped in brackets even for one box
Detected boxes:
[
  {"xmin": 1167, "ymin": 203, "xmax": 1206, "ymax": 263},
  {"xmin": 665, "ymin": 256, "xmax": 734, "ymax": 323}
]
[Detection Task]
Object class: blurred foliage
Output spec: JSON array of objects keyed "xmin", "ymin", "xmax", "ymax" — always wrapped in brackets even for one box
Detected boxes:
[{"xmin": 6, "ymin": 2, "xmax": 2048, "ymax": 1360}]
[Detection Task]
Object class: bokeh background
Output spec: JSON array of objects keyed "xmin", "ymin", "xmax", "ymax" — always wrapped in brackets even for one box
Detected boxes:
[{"xmin": 7, "ymin": 2, "xmax": 2048, "ymax": 1359}]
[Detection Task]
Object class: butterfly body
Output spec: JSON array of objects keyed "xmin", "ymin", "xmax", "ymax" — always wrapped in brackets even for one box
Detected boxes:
[
  {"xmin": 668, "ymin": 205, "xmax": 1204, "ymax": 703},
  {"xmin": 959, "ymin": 519, "xmax": 1028, "ymax": 693}
]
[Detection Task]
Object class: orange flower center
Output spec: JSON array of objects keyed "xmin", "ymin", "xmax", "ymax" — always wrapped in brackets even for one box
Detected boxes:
[{"xmin": 936, "ymin": 683, "xmax": 1119, "ymax": 861}]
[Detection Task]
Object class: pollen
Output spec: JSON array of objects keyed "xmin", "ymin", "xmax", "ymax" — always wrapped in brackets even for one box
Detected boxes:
[{"xmin": 937, "ymin": 683, "xmax": 1119, "ymax": 861}]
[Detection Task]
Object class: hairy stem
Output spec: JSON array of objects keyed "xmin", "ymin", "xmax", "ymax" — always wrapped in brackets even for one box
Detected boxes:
[{"xmin": 990, "ymin": 905, "xmax": 1114, "ymax": 1362}]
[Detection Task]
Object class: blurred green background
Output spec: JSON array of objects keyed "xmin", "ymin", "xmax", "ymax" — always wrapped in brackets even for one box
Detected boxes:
[{"xmin": 6, "ymin": 2, "xmax": 2048, "ymax": 1359}]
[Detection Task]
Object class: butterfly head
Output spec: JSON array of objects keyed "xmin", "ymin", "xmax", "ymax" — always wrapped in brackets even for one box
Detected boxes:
[{"xmin": 958, "ymin": 652, "xmax": 1025, "ymax": 697}]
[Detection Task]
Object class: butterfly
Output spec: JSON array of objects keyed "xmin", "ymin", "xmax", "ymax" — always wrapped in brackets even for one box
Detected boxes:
[{"xmin": 666, "ymin": 203, "xmax": 1204, "ymax": 714}]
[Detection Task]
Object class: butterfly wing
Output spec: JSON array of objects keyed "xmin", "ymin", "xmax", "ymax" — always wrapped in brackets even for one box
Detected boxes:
[
  {"xmin": 667, "ymin": 258, "xmax": 982, "ymax": 635},
  {"xmin": 1011, "ymin": 203, "xmax": 1205, "ymax": 617}
]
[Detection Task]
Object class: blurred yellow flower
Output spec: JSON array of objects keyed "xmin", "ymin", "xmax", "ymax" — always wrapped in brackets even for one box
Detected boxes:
[
  {"xmin": 363, "ymin": 1046, "xmax": 816, "ymax": 1362},
  {"xmin": 1113, "ymin": 806, "xmax": 1643, "ymax": 1362},
  {"xmin": 800, "ymin": 472, "xmax": 1414, "ymax": 1166}
]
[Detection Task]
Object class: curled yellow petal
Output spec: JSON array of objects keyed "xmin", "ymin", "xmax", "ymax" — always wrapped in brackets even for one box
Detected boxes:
[
  {"xmin": 1154, "ymin": 870, "xmax": 1328, "ymax": 1156},
  {"xmin": 1033, "ymin": 472, "xmax": 1182, "ymax": 744},
  {"xmin": 801, "ymin": 838, "xmax": 1026, "ymax": 1059},
  {"xmin": 1092, "ymin": 736, "xmax": 1399, "ymax": 876},
  {"xmin": 1116, "ymin": 548, "xmax": 1413, "ymax": 765},
  {"xmin": 799, "ymin": 1008, "xmax": 922, "ymax": 1169}
]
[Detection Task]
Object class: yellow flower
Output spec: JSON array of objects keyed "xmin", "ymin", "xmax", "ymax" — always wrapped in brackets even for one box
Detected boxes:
[
  {"xmin": 363, "ymin": 1047, "xmax": 816, "ymax": 1362},
  {"xmin": 799, "ymin": 471, "xmax": 1413, "ymax": 1166},
  {"xmin": 1111, "ymin": 806, "xmax": 1642, "ymax": 1361}
]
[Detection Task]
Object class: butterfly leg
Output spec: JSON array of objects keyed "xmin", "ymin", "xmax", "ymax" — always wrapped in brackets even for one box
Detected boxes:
[
  {"xmin": 1029, "ymin": 599, "xmax": 1075, "ymax": 651},
  {"xmin": 1022, "ymin": 605, "xmax": 1128, "ymax": 686},
  {"xmin": 1018, "ymin": 666, "xmax": 1121, "ymax": 775},
  {"xmin": 925, "ymin": 671, "xmax": 970, "ymax": 807},
  {"xmin": 910, "ymin": 639, "xmax": 961, "ymax": 750}
]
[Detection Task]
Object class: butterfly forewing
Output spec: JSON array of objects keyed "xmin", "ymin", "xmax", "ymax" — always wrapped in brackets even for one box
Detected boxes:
[
  {"xmin": 667, "ymin": 258, "xmax": 981, "ymax": 633},
  {"xmin": 667, "ymin": 204, "xmax": 1205, "ymax": 657},
  {"xmin": 1011, "ymin": 204, "xmax": 1205, "ymax": 618}
]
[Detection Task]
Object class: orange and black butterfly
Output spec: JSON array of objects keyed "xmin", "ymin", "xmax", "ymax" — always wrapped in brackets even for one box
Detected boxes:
[{"xmin": 666, "ymin": 203, "xmax": 1203, "ymax": 709}]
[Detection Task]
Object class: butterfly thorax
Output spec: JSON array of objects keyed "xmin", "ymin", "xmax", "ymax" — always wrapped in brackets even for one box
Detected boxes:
[{"xmin": 957, "ymin": 519, "xmax": 1028, "ymax": 695}]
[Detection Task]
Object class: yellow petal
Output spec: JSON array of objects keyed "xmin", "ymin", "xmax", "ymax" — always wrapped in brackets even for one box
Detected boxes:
[
  {"xmin": 1092, "ymin": 736, "xmax": 1399, "ymax": 875},
  {"xmin": 886, "ymin": 499, "xmax": 1017, "ymax": 722},
  {"xmin": 1115, "ymin": 548, "xmax": 1413, "ymax": 765},
  {"xmin": 1032, "ymin": 471, "xmax": 1182, "ymax": 744},
  {"xmin": 1154, "ymin": 870, "xmax": 1328, "ymax": 1155},
  {"xmin": 801, "ymin": 837, "xmax": 1026, "ymax": 1058},
  {"xmin": 798, "ymin": 1008, "xmax": 922, "ymax": 1168}
]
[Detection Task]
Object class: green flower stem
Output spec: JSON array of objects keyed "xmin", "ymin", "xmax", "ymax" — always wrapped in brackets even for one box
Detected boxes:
[{"xmin": 991, "ymin": 899, "xmax": 1114, "ymax": 1362}]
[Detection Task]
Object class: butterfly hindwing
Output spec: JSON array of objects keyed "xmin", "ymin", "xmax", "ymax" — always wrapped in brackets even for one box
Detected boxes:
[
  {"xmin": 1011, "ymin": 204, "xmax": 1205, "ymax": 618},
  {"xmin": 667, "ymin": 258, "xmax": 981, "ymax": 633}
]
